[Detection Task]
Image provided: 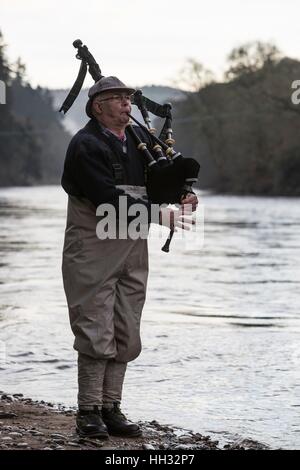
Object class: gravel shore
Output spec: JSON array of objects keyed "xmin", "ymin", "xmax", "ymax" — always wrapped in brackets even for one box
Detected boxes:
[{"xmin": 0, "ymin": 392, "xmax": 269, "ymax": 451}]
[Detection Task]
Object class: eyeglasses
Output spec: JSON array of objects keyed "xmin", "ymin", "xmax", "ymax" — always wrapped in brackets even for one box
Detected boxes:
[{"xmin": 98, "ymin": 94, "xmax": 132, "ymax": 103}]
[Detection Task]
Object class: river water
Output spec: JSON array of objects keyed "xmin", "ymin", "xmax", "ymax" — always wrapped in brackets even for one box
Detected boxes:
[{"xmin": 0, "ymin": 186, "xmax": 299, "ymax": 449}]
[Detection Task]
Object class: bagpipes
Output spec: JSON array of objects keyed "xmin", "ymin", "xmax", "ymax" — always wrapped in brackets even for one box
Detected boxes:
[{"xmin": 60, "ymin": 40, "xmax": 200, "ymax": 252}]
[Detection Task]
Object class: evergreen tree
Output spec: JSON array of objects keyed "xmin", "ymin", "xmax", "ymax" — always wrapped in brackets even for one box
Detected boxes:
[{"xmin": 0, "ymin": 31, "xmax": 70, "ymax": 186}]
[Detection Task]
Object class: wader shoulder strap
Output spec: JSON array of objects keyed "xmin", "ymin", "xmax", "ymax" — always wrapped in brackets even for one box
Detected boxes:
[{"xmin": 99, "ymin": 133, "xmax": 126, "ymax": 185}]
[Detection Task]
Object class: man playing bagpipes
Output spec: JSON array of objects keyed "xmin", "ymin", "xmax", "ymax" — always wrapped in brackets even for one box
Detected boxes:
[{"xmin": 60, "ymin": 41, "xmax": 199, "ymax": 439}]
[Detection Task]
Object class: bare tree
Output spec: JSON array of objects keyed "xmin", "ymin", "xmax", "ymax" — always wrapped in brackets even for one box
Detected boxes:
[
  {"xmin": 225, "ymin": 41, "xmax": 282, "ymax": 81},
  {"xmin": 173, "ymin": 58, "xmax": 215, "ymax": 92}
]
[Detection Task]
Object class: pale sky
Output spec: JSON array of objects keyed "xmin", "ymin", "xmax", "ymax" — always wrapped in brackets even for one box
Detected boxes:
[{"xmin": 1, "ymin": 0, "xmax": 299, "ymax": 90}]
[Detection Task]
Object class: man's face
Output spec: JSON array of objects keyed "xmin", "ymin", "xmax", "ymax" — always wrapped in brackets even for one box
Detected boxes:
[{"xmin": 93, "ymin": 91, "xmax": 132, "ymax": 126}]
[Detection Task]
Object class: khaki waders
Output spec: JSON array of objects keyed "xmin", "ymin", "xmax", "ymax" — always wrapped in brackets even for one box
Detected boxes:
[{"xmin": 62, "ymin": 192, "xmax": 148, "ymax": 407}]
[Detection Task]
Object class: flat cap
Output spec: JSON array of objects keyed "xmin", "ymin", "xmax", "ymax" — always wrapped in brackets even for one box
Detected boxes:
[
  {"xmin": 86, "ymin": 76, "xmax": 135, "ymax": 117},
  {"xmin": 88, "ymin": 76, "xmax": 136, "ymax": 98}
]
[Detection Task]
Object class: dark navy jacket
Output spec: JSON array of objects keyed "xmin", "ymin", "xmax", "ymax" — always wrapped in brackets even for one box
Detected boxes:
[{"xmin": 61, "ymin": 119, "xmax": 153, "ymax": 218}]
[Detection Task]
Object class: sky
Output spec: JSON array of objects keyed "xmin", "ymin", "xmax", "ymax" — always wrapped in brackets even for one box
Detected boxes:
[{"xmin": 1, "ymin": 0, "xmax": 300, "ymax": 90}]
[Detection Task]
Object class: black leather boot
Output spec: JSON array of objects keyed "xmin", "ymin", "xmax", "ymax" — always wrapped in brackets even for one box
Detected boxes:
[
  {"xmin": 76, "ymin": 406, "xmax": 109, "ymax": 438},
  {"xmin": 102, "ymin": 402, "xmax": 142, "ymax": 437}
]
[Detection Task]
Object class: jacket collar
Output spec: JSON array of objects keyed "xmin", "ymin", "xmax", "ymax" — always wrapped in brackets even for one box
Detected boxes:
[{"xmin": 85, "ymin": 118, "xmax": 127, "ymax": 142}]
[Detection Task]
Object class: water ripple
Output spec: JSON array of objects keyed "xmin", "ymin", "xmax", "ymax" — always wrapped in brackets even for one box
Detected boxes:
[{"xmin": 0, "ymin": 187, "xmax": 299, "ymax": 449}]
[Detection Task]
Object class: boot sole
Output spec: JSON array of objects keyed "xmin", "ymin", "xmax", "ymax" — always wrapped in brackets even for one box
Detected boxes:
[
  {"xmin": 108, "ymin": 430, "xmax": 143, "ymax": 438},
  {"xmin": 76, "ymin": 427, "xmax": 109, "ymax": 439}
]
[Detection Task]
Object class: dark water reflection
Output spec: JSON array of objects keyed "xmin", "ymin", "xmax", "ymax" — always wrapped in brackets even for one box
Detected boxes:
[{"xmin": 0, "ymin": 186, "xmax": 300, "ymax": 449}]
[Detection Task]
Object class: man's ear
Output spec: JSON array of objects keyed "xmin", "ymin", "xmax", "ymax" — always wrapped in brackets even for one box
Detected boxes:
[{"xmin": 93, "ymin": 100, "xmax": 103, "ymax": 115}]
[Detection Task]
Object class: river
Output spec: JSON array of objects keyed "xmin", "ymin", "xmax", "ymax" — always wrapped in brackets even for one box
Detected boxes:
[{"xmin": 0, "ymin": 185, "xmax": 299, "ymax": 449}]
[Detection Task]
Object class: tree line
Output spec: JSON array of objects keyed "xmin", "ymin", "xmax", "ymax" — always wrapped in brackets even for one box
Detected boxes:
[
  {"xmin": 172, "ymin": 42, "xmax": 300, "ymax": 195},
  {"xmin": 0, "ymin": 31, "xmax": 70, "ymax": 187},
  {"xmin": 1, "ymin": 32, "xmax": 300, "ymax": 196}
]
